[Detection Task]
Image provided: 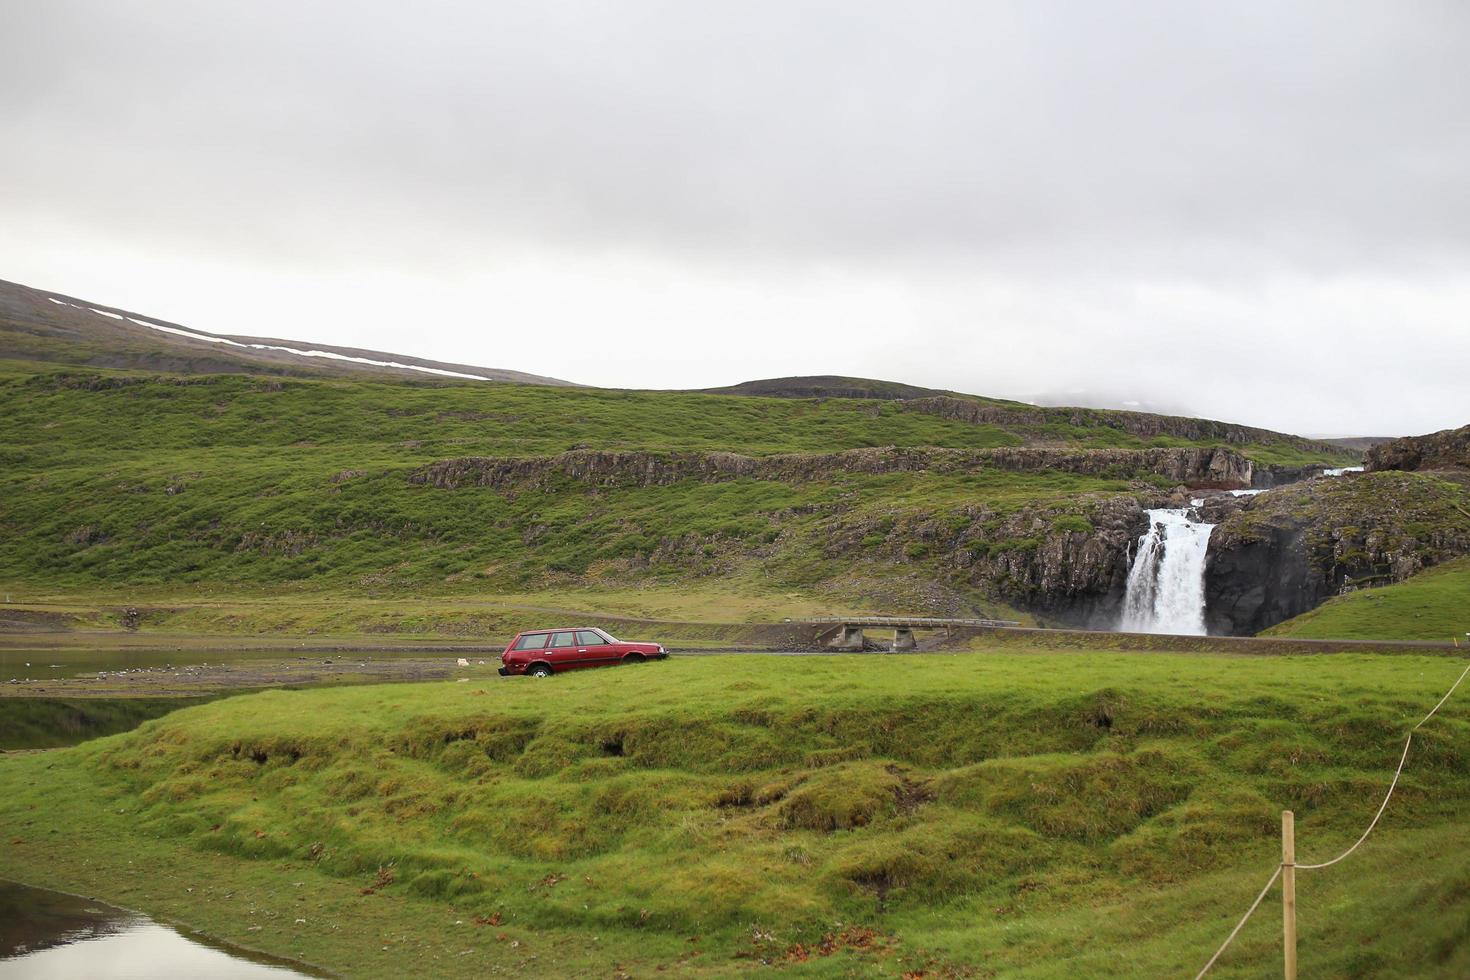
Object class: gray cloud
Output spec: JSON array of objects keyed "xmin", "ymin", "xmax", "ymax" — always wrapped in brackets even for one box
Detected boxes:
[{"xmin": 3, "ymin": 1, "xmax": 1468, "ymax": 434}]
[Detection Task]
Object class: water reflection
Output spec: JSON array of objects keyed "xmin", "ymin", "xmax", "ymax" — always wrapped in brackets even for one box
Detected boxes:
[
  {"xmin": 0, "ymin": 698, "xmax": 207, "ymax": 751},
  {"xmin": 0, "ymin": 881, "xmax": 319, "ymax": 978}
]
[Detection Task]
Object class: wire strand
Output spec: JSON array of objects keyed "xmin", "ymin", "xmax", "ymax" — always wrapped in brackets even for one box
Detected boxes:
[
  {"xmin": 1193, "ymin": 865, "xmax": 1282, "ymax": 980},
  {"xmin": 1297, "ymin": 658, "xmax": 1470, "ymax": 870},
  {"xmin": 1193, "ymin": 657, "xmax": 1470, "ymax": 976}
]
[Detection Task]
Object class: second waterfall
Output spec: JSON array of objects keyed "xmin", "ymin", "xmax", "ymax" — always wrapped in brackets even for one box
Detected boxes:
[{"xmin": 1120, "ymin": 508, "xmax": 1216, "ymax": 635}]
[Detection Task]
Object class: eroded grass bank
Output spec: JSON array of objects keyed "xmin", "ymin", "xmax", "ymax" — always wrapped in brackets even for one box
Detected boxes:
[{"xmin": 3, "ymin": 653, "xmax": 1469, "ymax": 976}]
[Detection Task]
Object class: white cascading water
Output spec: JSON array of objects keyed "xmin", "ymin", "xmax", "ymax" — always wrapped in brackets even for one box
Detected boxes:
[{"xmin": 1120, "ymin": 508, "xmax": 1216, "ymax": 635}]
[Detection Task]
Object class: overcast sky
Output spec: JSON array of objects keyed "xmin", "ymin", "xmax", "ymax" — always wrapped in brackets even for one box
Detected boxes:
[{"xmin": 3, "ymin": 2, "xmax": 1467, "ymax": 435}]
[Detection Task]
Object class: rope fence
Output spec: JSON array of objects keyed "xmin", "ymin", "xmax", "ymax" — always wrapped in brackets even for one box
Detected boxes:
[{"xmin": 1194, "ymin": 657, "xmax": 1470, "ymax": 979}]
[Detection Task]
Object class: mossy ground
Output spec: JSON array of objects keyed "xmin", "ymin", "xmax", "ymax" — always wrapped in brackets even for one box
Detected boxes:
[
  {"xmin": 4, "ymin": 651, "xmax": 1468, "ymax": 976},
  {"xmin": 1266, "ymin": 556, "xmax": 1470, "ymax": 643}
]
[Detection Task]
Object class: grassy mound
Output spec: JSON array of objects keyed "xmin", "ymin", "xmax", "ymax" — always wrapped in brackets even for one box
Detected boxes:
[
  {"xmin": 1265, "ymin": 557, "xmax": 1470, "ymax": 642},
  {"xmin": 4, "ymin": 652, "xmax": 1469, "ymax": 976}
]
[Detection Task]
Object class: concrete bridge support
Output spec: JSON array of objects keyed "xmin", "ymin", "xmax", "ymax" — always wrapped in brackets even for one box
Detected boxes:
[
  {"xmin": 890, "ymin": 628, "xmax": 916, "ymax": 652},
  {"xmin": 827, "ymin": 625, "xmax": 866, "ymax": 651}
]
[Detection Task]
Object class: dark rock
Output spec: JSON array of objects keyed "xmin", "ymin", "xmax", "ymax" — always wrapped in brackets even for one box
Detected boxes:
[
  {"xmin": 962, "ymin": 495, "xmax": 1150, "ymax": 628},
  {"xmin": 1253, "ymin": 465, "xmax": 1326, "ymax": 488},
  {"xmin": 1192, "ymin": 493, "xmax": 1250, "ymax": 526},
  {"xmin": 1365, "ymin": 424, "xmax": 1470, "ymax": 473},
  {"xmin": 1204, "ymin": 471, "xmax": 1470, "ymax": 634}
]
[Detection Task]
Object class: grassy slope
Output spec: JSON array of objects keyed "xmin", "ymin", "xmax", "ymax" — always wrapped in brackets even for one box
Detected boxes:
[
  {"xmin": 1265, "ymin": 557, "xmax": 1470, "ymax": 642},
  {"xmin": 3, "ymin": 653, "xmax": 1468, "ymax": 976},
  {"xmin": 0, "ymin": 367, "xmax": 1352, "ymax": 618}
]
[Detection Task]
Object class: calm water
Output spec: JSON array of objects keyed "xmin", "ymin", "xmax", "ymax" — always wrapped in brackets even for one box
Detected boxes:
[
  {"xmin": 0, "ymin": 697, "xmax": 212, "ymax": 751},
  {"xmin": 0, "ymin": 880, "xmax": 319, "ymax": 978}
]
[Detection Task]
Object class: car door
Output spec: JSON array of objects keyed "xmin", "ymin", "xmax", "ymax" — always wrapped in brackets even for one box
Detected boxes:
[
  {"xmin": 546, "ymin": 631, "xmax": 582, "ymax": 670},
  {"xmin": 576, "ymin": 630, "xmax": 617, "ymax": 667},
  {"xmin": 511, "ymin": 631, "xmax": 550, "ymax": 665}
]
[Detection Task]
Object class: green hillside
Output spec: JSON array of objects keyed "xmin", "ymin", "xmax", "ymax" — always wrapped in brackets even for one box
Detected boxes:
[
  {"xmin": 5, "ymin": 652, "xmax": 1467, "ymax": 977},
  {"xmin": 0, "ymin": 366, "xmax": 1353, "ymax": 622},
  {"xmin": 1264, "ymin": 557, "xmax": 1470, "ymax": 642}
]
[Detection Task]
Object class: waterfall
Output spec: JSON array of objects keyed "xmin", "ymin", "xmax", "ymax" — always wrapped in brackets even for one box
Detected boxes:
[{"xmin": 1120, "ymin": 508, "xmax": 1216, "ymax": 635}]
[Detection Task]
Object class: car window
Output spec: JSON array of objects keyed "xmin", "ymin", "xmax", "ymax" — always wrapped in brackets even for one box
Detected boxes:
[
  {"xmin": 513, "ymin": 633, "xmax": 548, "ymax": 651},
  {"xmin": 576, "ymin": 630, "xmax": 606, "ymax": 646},
  {"xmin": 549, "ymin": 631, "xmax": 578, "ymax": 648}
]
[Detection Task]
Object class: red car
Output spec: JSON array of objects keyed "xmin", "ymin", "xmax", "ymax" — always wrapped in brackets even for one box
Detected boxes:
[{"xmin": 498, "ymin": 627, "xmax": 668, "ymax": 677}]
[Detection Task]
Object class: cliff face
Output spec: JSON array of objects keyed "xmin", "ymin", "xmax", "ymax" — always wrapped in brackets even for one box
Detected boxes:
[
  {"xmin": 1204, "ymin": 472, "xmax": 1470, "ymax": 635},
  {"xmin": 811, "ymin": 493, "xmax": 1150, "ymax": 628},
  {"xmin": 1366, "ymin": 424, "xmax": 1470, "ymax": 473},
  {"xmin": 410, "ymin": 446, "xmax": 1253, "ymax": 491},
  {"xmin": 959, "ymin": 495, "xmax": 1148, "ymax": 627}
]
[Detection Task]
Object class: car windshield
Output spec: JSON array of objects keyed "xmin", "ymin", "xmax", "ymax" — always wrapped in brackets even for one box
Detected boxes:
[{"xmin": 594, "ymin": 629, "xmax": 618, "ymax": 643}]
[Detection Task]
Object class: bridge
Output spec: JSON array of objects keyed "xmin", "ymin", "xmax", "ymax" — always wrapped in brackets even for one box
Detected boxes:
[{"xmin": 791, "ymin": 616, "xmax": 1022, "ymax": 652}]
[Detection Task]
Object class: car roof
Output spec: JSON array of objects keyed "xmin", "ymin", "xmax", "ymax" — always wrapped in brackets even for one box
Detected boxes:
[{"xmin": 519, "ymin": 627, "xmax": 605, "ymax": 634}]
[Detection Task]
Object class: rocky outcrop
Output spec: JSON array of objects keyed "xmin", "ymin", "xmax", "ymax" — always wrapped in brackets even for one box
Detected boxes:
[
  {"xmin": 958, "ymin": 495, "xmax": 1149, "ymax": 627},
  {"xmin": 1204, "ymin": 471, "xmax": 1470, "ymax": 635},
  {"xmin": 1366, "ymin": 424, "xmax": 1470, "ymax": 473},
  {"xmin": 1191, "ymin": 493, "xmax": 1252, "ymax": 526},
  {"xmin": 900, "ymin": 395, "xmax": 1346, "ymax": 454},
  {"xmin": 409, "ymin": 446, "xmax": 1254, "ymax": 491},
  {"xmin": 812, "ymin": 492, "xmax": 1151, "ymax": 628},
  {"xmin": 1252, "ymin": 464, "xmax": 1329, "ymax": 488}
]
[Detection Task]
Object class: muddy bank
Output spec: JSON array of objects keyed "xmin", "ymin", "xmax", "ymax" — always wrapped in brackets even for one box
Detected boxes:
[{"xmin": 1, "ymin": 655, "xmax": 498, "ymax": 699}]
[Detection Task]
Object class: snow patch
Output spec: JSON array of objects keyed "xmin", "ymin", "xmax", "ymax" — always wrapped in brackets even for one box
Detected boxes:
[{"xmin": 113, "ymin": 315, "xmax": 495, "ymax": 381}]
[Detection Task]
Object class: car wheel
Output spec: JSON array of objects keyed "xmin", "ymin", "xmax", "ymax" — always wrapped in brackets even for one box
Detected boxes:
[
  {"xmin": 623, "ymin": 654, "xmax": 645, "ymax": 665},
  {"xmin": 529, "ymin": 664, "xmax": 553, "ymax": 678}
]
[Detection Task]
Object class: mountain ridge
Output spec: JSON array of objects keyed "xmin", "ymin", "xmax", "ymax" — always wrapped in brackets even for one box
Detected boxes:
[{"xmin": 0, "ymin": 277, "xmax": 576, "ymax": 386}]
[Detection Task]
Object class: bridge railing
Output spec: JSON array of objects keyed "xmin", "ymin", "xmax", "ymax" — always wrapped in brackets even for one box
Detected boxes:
[{"xmin": 789, "ymin": 616, "xmax": 1022, "ymax": 629}]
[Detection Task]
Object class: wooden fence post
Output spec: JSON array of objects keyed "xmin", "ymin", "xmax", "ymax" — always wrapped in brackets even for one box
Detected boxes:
[{"xmin": 1282, "ymin": 810, "xmax": 1297, "ymax": 980}]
